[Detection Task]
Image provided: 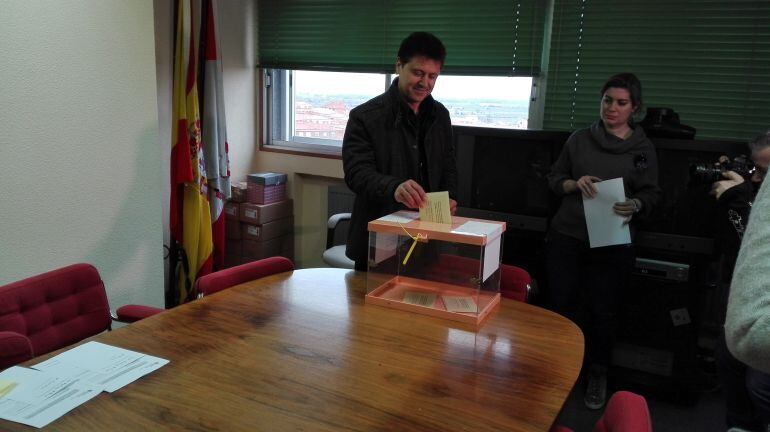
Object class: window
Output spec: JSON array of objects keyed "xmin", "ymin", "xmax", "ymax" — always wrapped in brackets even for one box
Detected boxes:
[
  {"xmin": 263, "ymin": 69, "xmax": 534, "ymax": 155},
  {"xmin": 432, "ymin": 76, "xmax": 533, "ymax": 130},
  {"xmin": 257, "ymin": 1, "xmax": 548, "ymax": 155}
]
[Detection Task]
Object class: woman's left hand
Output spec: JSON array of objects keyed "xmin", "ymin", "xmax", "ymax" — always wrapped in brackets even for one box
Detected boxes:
[{"xmin": 614, "ymin": 198, "xmax": 641, "ymax": 224}]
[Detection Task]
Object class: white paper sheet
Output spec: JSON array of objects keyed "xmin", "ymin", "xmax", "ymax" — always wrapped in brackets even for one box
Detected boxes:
[
  {"xmin": 419, "ymin": 191, "xmax": 452, "ymax": 224},
  {"xmin": 373, "ymin": 232, "xmax": 398, "ymax": 264},
  {"xmin": 582, "ymin": 177, "xmax": 631, "ymax": 248},
  {"xmin": 403, "ymin": 292, "xmax": 437, "ymax": 307},
  {"xmin": 376, "ymin": 211, "xmax": 418, "ymax": 224},
  {"xmin": 451, "ymin": 221, "xmax": 503, "ymax": 238},
  {"xmin": 442, "ymin": 296, "xmax": 478, "ymax": 313},
  {"xmin": 483, "ymin": 235, "xmax": 501, "ymax": 282},
  {"xmin": 0, "ymin": 366, "xmax": 101, "ymax": 428},
  {"xmin": 32, "ymin": 342, "xmax": 169, "ymax": 393}
]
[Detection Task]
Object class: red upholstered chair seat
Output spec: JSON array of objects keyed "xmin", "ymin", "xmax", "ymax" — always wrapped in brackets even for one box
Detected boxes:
[
  {"xmin": 593, "ymin": 391, "xmax": 653, "ymax": 432},
  {"xmin": 0, "ymin": 264, "xmax": 111, "ymax": 370},
  {"xmin": 194, "ymin": 256, "xmax": 295, "ymax": 298},
  {"xmin": 0, "ymin": 331, "xmax": 34, "ymax": 369},
  {"xmin": 550, "ymin": 391, "xmax": 653, "ymax": 432},
  {"xmin": 0, "ymin": 263, "xmax": 165, "ymax": 370},
  {"xmin": 499, "ymin": 263, "xmax": 532, "ymax": 303}
]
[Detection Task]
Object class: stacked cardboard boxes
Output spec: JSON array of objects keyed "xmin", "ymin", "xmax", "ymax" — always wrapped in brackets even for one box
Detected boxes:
[{"xmin": 224, "ymin": 173, "xmax": 293, "ymax": 267}]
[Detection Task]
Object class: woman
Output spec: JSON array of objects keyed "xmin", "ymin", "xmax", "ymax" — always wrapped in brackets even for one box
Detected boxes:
[{"xmin": 545, "ymin": 73, "xmax": 661, "ymax": 410}]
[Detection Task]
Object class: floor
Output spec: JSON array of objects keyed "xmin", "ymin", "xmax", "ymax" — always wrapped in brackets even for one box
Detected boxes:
[{"xmin": 555, "ymin": 368, "xmax": 727, "ymax": 432}]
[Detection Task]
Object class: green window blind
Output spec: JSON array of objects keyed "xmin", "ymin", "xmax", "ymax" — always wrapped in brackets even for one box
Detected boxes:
[
  {"xmin": 258, "ymin": 0, "xmax": 547, "ymax": 76},
  {"xmin": 543, "ymin": 0, "xmax": 770, "ymax": 141}
]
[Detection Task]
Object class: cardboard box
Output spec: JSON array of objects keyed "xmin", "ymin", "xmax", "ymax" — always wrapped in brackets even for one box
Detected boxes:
[
  {"xmin": 246, "ymin": 172, "xmax": 288, "ymax": 204},
  {"xmin": 247, "ymin": 172, "xmax": 287, "ymax": 186},
  {"xmin": 225, "ymin": 239, "xmax": 243, "ymax": 256},
  {"xmin": 224, "ymin": 253, "xmax": 246, "ymax": 269},
  {"xmin": 242, "ymin": 234, "xmax": 293, "ymax": 259},
  {"xmin": 225, "ymin": 219, "xmax": 242, "ymax": 240},
  {"xmin": 230, "ymin": 182, "xmax": 247, "ymax": 203},
  {"xmin": 224, "ymin": 202, "xmax": 240, "ymax": 221},
  {"xmin": 239, "ymin": 199, "xmax": 293, "ymax": 225},
  {"xmin": 247, "ymin": 182, "xmax": 286, "ymax": 204},
  {"xmin": 241, "ymin": 217, "xmax": 293, "ymax": 242}
]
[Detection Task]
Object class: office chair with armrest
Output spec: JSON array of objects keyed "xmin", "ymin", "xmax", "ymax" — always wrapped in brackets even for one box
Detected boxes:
[
  {"xmin": 194, "ymin": 256, "xmax": 294, "ymax": 298},
  {"xmin": 322, "ymin": 213, "xmax": 355, "ymax": 269},
  {"xmin": 0, "ymin": 263, "xmax": 164, "ymax": 370},
  {"xmin": 425, "ymin": 254, "xmax": 533, "ymax": 303},
  {"xmin": 549, "ymin": 391, "xmax": 653, "ymax": 432},
  {"xmin": 500, "ymin": 264, "xmax": 534, "ymax": 303}
]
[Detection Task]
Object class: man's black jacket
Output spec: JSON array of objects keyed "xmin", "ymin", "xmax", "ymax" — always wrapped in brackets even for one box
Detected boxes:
[{"xmin": 341, "ymin": 79, "xmax": 458, "ymax": 266}]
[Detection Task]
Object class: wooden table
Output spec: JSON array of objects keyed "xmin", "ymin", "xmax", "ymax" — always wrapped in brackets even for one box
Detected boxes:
[{"xmin": 4, "ymin": 268, "xmax": 584, "ymax": 432}]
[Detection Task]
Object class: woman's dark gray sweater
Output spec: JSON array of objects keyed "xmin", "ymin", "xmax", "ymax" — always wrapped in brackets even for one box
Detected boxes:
[{"xmin": 547, "ymin": 120, "xmax": 662, "ymax": 242}]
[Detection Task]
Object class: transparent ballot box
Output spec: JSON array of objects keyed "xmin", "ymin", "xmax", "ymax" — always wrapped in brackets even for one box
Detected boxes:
[{"xmin": 366, "ymin": 211, "xmax": 506, "ymax": 327}]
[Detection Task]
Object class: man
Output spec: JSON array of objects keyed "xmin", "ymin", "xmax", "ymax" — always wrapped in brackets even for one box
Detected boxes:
[
  {"xmin": 342, "ymin": 32, "xmax": 458, "ymax": 271},
  {"xmin": 711, "ymin": 130, "xmax": 770, "ymax": 432},
  {"xmin": 711, "ymin": 133, "xmax": 770, "ymax": 260}
]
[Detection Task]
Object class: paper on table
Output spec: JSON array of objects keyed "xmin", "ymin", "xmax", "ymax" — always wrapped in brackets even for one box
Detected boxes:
[
  {"xmin": 419, "ymin": 191, "xmax": 452, "ymax": 224},
  {"xmin": 583, "ymin": 177, "xmax": 631, "ymax": 248},
  {"xmin": 0, "ymin": 366, "xmax": 101, "ymax": 428},
  {"xmin": 376, "ymin": 211, "xmax": 418, "ymax": 224},
  {"xmin": 32, "ymin": 341, "xmax": 169, "ymax": 393},
  {"xmin": 442, "ymin": 296, "xmax": 478, "ymax": 313},
  {"xmin": 403, "ymin": 292, "xmax": 437, "ymax": 307}
]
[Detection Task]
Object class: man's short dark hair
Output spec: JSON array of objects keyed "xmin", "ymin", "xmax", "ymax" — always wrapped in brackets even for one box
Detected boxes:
[
  {"xmin": 749, "ymin": 129, "xmax": 770, "ymax": 154},
  {"xmin": 397, "ymin": 32, "xmax": 446, "ymax": 66}
]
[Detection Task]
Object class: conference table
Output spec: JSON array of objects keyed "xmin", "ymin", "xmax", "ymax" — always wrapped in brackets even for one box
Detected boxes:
[{"xmin": 5, "ymin": 268, "xmax": 584, "ymax": 431}]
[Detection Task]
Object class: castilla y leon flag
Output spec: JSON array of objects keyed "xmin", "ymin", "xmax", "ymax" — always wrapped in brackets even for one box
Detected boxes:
[
  {"xmin": 171, "ymin": 0, "xmax": 213, "ymax": 303},
  {"xmin": 199, "ymin": 0, "xmax": 231, "ymax": 270}
]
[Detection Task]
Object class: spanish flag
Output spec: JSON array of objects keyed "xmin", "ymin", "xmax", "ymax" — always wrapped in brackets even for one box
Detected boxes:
[
  {"xmin": 199, "ymin": 0, "xmax": 230, "ymax": 270},
  {"xmin": 171, "ymin": 0, "xmax": 213, "ymax": 303}
]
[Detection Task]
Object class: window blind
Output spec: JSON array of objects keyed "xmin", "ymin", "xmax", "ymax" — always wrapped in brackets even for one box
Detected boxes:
[
  {"xmin": 257, "ymin": 0, "xmax": 547, "ymax": 76},
  {"xmin": 543, "ymin": 0, "xmax": 770, "ymax": 141}
]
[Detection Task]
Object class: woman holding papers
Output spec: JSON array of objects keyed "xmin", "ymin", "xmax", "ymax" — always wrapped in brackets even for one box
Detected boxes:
[{"xmin": 545, "ymin": 73, "xmax": 661, "ymax": 410}]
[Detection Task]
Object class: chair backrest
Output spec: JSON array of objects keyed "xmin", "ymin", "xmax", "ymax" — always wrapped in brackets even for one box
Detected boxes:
[
  {"xmin": 593, "ymin": 391, "xmax": 652, "ymax": 432},
  {"xmin": 500, "ymin": 264, "xmax": 532, "ymax": 303},
  {"xmin": 0, "ymin": 263, "xmax": 112, "ymax": 369},
  {"xmin": 548, "ymin": 391, "xmax": 652, "ymax": 432},
  {"xmin": 195, "ymin": 256, "xmax": 294, "ymax": 297},
  {"xmin": 325, "ymin": 213, "xmax": 351, "ymax": 249},
  {"xmin": 423, "ymin": 255, "xmax": 531, "ymax": 303},
  {"xmin": 323, "ymin": 213, "xmax": 355, "ymax": 269}
]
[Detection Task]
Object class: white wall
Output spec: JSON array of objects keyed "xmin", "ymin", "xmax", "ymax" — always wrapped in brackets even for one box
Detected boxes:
[
  {"xmin": 0, "ymin": 1, "xmax": 164, "ymax": 309},
  {"xmin": 219, "ymin": 0, "xmax": 346, "ymax": 268}
]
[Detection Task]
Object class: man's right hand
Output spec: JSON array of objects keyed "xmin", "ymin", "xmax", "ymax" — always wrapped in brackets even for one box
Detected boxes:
[
  {"xmin": 711, "ymin": 170, "xmax": 744, "ymax": 200},
  {"xmin": 394, "ymin": 179, "xmax": 427, "ymax": 209}
]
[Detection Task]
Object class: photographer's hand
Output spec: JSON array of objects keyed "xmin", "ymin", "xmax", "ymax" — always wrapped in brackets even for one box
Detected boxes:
[{"xmin": 710, "ymin": 171, "xmax": 744, "ymax": 200}]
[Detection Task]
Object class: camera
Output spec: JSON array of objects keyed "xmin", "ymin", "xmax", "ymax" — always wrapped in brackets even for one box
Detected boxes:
[{"xmin": 689, "ymin": 155, "xmax": 755, "ymax": 184}]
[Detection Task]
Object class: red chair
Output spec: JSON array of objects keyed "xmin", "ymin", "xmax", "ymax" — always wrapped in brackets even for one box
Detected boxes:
[
  {"xmin": 500, "ymin": 264, "xmax": 533, "ymax": 303},
  {"xmin": 0, "ymin": 263, "xmax": 164, "ymax": 370},
  {"xmin": 424, "ymin": 254, "xmax": 533, "ymax": 303},
  {"xmin": 194, "ymin": 256, "xmax": 294, "ymax": 298},
  {"xmin": 550, "ymin": 391, "xmax": 653, "ymax": 432}
]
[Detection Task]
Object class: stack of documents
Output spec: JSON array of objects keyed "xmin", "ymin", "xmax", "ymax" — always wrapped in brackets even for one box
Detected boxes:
[{"xmin": 0, "ymin": 341, "xmax": 168, "ymax": 428}]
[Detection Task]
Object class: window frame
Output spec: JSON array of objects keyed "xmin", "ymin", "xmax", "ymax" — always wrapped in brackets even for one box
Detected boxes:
[{"xmin": 260, "ymin": 68, "xmax": 544, "ymax": 158}]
